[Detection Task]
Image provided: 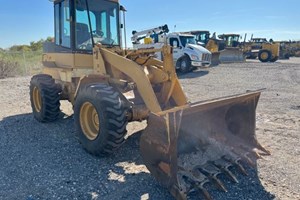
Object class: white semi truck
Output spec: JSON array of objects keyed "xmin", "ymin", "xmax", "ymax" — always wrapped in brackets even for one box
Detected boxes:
[{"xmin": 131, "ymin": 25, "xmax": 212, "ymax": 73}]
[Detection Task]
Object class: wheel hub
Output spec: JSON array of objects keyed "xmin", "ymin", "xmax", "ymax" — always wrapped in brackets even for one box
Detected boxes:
[
  {"xmin": 261, "ymin": 52, "xmax": 268, "ymax": 60},
  {"xmin": 181, "ymin": 60, "xmax": 187, "ymax": 68},
  {"xmin": 33, "ymin": 87, "xmax": 42, "ymax": 112},
  {"xmin": 80, "ymin": 102, "xmax": 100, "ymax": 140}
]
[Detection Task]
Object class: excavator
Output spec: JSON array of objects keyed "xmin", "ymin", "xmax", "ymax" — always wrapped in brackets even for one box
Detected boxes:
[
  {"xmin": 184, "ymin": 31, "xmax": 245, "ymax": 64},
  {"xmin": 30, "ymin": 0, "xmax": 270, "ymax": 199}
]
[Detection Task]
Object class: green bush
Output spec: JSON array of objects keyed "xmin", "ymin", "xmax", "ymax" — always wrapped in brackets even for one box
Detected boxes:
[{"xmin": 0, "ymin": 57, "xmax": 19, "ymax": 78}]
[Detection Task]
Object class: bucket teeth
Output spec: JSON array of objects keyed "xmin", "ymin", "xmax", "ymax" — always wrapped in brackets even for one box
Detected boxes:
[
  {"xmin": 230, "ymin": 148, "xmax": 256, "ymax": 167},
  {"xmin": 238, "ymin": 145, "xmax": 263, "ymax": 159},
  {"xmin": 252, "ymin": 150, "xmax": 263, "ymax": 159},
  {"xmin": 191, "ymin": 170, "xmax": 210, "ymax": 185},
  {"xmin": 223, "ymin": 155, "xmax": 248, "ymax": 176},
  {"xmin": 194, "ymin": 184, "xmax": 212, "ymax": 200},
  {"xmin": 194, "ymin": 164, "xmax": 228, "ymax": 192},
  {"xmin": 177, "ymin": 171, "xmax": 194, "ymax": 194},
  {"xmin": 243, "ymin": 153, "xmax": 256, "ymax": 167},
  {"xmin": 213, "ymin": 159, "xmax": 238, "ymax": 183},
  {"xmin": 177, "ymin": 170, "xmax": 212, "ymax": 200},
  {"xmin": 256, "ymin": 143, "xmax": 271, "ymax": 155}
]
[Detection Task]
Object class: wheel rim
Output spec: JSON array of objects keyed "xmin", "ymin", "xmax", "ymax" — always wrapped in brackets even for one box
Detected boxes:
[
  {"xmin": 261, "ymin": 52, "xmax": 268, "ymax": 60},
  {"xmin": 181, "ymin": 60, "xmax": 187, "ymax": 70},
  {"xmin": 80, "ymin": 102, "xmax": 100, "ymax": 140},
  {"xmin": 33, "ymin": 87, "xmax": 42, "ymax": 112}
]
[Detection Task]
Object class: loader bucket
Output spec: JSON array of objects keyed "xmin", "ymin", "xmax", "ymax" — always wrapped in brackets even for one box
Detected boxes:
[
  {"xmin": 219, "ymin": 47, "xmax": 245, "ymax": 63},
  {"xmin": 140, "ymin": 91, "xmax": 270, "ymax": 200},
  {"xmin": 210, "ymin": 52, "xmax": 221, "ymax": 66}
]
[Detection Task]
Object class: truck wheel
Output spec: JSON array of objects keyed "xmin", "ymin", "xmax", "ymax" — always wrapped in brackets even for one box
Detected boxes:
[
  {"xmin": 258, "ymin": 50, "xmax": 271, "ymax": 62},
  {"xmin": 270, "ymin": 56, "xmax": 279, "ymax": 62},
  {"xmin": 74, "ymin": 84, "xmax": 128, "ymax": 156},
  {"xmin": 178, "ymin": 56, "xmax": 191, "ymax": 73},
  {"xmin": 30, "ymin": 74, "xmax": 62, "ymax": 122}
]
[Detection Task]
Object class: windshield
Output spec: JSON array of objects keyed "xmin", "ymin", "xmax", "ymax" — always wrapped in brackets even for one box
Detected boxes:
[
  {"xmin": 75, "ymin": 0, "xmax": 120, "ymax": 50},
  {"xmin": 179, "ymin": 36, "xmax": 196, "ymax": 47},
  {"xmin": 226, "ymin": 36, "xmax": 239, "ymax": 42},
  {"xmin": 196, "ymin": 33, "xmax": 209, "ymax": 44},
  {"xmin": 253, "ymin": 39, "xmax": 267, "ymax": 43}
]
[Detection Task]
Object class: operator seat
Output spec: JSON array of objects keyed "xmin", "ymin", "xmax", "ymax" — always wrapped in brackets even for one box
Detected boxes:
[{"xmin": 76, "ymin": 23, "xmax": 91, "ymax": 47}]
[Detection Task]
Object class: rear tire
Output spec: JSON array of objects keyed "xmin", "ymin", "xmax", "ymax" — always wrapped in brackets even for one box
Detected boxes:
[
  {"xmin": 74, "ymin": 83, "xmax": 128, "ymax": 156},
  {"xmin": 178, "ymin": 56, "xmax": 191, "ymax": 73},
  {"xmin": 30, "ymin": 74, "xmax": 61, "ymax": 122},
  {"xmin": 258, "ymin": 50, "xmax": 271, "ymax": 62}
]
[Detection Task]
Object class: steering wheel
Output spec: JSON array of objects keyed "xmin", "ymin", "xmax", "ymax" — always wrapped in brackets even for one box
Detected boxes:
[
  {"xmin": 92, "ymin": 30, "xmax": 104, "ymax": 37},
  {"xmin": 78, "ymin": 44, "xmax": 87, "ymax": 50}
]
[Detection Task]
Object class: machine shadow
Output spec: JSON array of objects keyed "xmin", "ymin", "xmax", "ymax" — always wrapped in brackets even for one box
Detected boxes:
[
  {"xmin": 0, "ymin": 113, "xmax": 172, "ymax": 200},
  {"xmin": 0, "ymin": 113, "xmax": 274, "ymax": 200}
]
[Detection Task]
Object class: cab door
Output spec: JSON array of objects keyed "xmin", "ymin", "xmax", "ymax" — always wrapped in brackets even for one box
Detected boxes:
[{"xmin": 169, "ymin": 37, "xmax": 183, "ymax": 64}]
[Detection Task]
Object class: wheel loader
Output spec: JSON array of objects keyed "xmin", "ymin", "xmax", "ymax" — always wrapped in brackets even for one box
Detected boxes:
[
  {"xmin": 242, "ymin": 37, "xmax": 280, "ymax": 62},
  {"xmin": 30, "ymin": 0, "xmax": 270, "ymax": 199}
]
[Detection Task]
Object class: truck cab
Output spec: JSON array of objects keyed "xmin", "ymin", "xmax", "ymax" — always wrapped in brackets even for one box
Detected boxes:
[
  {"xmin": 132, "ymin": 29, "xmax": 212, "ymax": 73},
  {"xmin": 167, "ymin": 33, "xmax": 211, "ymax": 72}
]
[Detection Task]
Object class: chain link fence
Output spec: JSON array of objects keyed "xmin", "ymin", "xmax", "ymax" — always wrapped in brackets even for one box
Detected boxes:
[{"xmin": 0, "ymin": 50, "xmax": 43, "ymax": 78}]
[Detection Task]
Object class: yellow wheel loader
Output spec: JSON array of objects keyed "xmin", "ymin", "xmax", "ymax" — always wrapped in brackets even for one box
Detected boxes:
[
  {"xmin": 243, "ymin": 38, "xmax": 280, "ymax": 62},
  {"xmin": 30, "ymin": 0, "xmax": 269, "ymax": 199}
]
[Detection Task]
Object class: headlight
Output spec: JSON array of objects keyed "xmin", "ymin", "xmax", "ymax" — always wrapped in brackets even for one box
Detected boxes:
[{"xmin": 191, "ymin": 54, "xmax": 199, "ymax": 60}]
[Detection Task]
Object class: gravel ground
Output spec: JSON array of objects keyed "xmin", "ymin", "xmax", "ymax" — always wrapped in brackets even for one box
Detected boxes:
[{"xmin": 0, "ymin": 58, "xmax": 299, "ymax": 200}]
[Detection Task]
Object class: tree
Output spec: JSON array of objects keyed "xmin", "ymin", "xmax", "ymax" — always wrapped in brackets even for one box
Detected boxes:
[
  {"xmin": 9, "ymin": 45, "xmax": 31, "ymax": 52},
  {"xmin": 29, "ymin": 40, "xmax": 44, "ymax": 51}
]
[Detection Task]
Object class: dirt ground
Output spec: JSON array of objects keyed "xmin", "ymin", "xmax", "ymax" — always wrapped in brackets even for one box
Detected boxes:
[{"xmin": 0, "ymin": 58, "xmax": 299, "ymax": 200}]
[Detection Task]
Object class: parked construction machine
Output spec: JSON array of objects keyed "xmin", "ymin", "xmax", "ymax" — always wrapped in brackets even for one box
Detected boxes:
[
  {"xmin": 132, "ymin": 25, "xmax": 212, "ymax": 73},
  {"xmin": 217, "ymin": 34, "xmax": 245, "ymax": 63},
  {"xmin": 185, "ymin": 31, "xmax": 245, "ymax": 64},
  {"xmin": 243, "ymin": 37, "xmax": 280, "ymax": 62},
  {"xmin": 30, "ymin": 0, "xmax": 270, "ymax": 199}
]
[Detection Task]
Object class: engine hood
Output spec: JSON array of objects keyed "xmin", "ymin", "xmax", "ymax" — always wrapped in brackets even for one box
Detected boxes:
[{"xmin": 186, "ymin": 44, "xmax": 211, "ymax": 54}]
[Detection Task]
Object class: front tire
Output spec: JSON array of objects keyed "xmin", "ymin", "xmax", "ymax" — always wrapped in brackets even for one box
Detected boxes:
[
  {"xmin": 178, "ymin": 56, "xmax": 192, "ymax": 73},
  {"xmin": 74, "ymin": 84, "xmax": 128, "ymax": 156},
  {"xmin": 258, "ymin": 50, "xmax": 271, "ymax": 62},
  {"xmin": 30, "ymin": 74, "xmax": 61, "ymax": 122}
]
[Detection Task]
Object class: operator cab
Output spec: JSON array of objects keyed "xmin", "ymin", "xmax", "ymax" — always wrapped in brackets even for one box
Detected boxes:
[
  {"xmin": 218, "ymin": 34, "xmax": 240, "ymax": 47},
  {"xmin": 49, "ymin": 0, "xmax": 120, "ymax": 53},
  {"xmin": 190, "ymin": 31, "xmax": 211, "ymax": 46}
]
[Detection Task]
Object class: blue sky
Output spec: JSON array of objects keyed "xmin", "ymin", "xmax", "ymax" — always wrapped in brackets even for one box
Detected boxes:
[{"xmin": 0, "ymin": 0, "xmax": 300, "ymax": 48}]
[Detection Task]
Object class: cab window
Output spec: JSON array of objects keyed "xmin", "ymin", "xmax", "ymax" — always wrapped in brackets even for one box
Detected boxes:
[
  {"xmin": 54, "ymin": 0, "xmax": 71, "ymax": 48},
  {"xmin": 75, "ymin": 0, "xmax": 120, "ymax": 50},
  {"xmin": 169, "ymin": 38, "xmax": 180, "ymax": 47}
]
